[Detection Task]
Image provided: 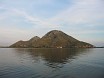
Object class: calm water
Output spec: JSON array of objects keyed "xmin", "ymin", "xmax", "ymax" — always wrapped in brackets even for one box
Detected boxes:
[{"xmin": 0, "ymin": 48, "xmax": 104, "ymax": 78}]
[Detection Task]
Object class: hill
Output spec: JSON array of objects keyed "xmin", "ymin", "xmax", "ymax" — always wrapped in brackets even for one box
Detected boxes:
[{"xmin": 10, "ymin": 30, "xmax": 94, "ymax": 48}]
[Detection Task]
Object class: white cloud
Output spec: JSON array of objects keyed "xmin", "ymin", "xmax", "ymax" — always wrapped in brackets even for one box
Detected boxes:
[
  {"xmin": 2, "ymin": 0, "xmax": 103, "ymax": 29},
  {"xmin": 49, "ymin": 0, "xmax": 104, "ymax": 27},
  {"xmin": 0, "ymin": 13, "xmax": 8, "ymax": 20},
  {"xmin": 0, "ymin": 6, "xmax": 59, "ymax": 28}
]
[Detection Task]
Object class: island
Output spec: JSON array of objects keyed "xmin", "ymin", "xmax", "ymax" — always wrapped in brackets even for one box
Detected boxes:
[{"xmin": 10, "ymin": 30, "xmax": 94, "ymax": 48}]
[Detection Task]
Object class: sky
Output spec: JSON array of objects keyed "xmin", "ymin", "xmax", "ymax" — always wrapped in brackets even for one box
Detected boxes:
[{"xmin": 0, "ymin": 0, "xmax": 104, "ymax": 46}]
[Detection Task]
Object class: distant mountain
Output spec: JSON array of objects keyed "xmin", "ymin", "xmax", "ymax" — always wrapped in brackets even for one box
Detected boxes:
[{"xmin": 10, "ymin": 30, "xmax": 94, "ymax": 48}]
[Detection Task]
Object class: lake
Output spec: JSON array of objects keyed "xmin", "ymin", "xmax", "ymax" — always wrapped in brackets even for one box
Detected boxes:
[{"xmin": 0, "ymin": 48, "xmax": 104, "ymax": 78}]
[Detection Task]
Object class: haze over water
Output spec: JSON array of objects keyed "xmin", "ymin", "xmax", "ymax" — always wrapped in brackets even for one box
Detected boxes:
[{"xmin": 0, "ymin": 48, "xmax": 104, "ymax": 78}]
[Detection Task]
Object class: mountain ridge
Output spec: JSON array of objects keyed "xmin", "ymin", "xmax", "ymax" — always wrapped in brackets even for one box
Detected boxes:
[{"xmin": 10, "ymin": 30, "xmax": 94, "ymax": 48}]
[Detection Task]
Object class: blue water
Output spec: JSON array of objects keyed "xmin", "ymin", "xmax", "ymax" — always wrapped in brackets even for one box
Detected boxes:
[{"xmin": 0, "ymin": 48, "xmax": 104, "ymax": 78}]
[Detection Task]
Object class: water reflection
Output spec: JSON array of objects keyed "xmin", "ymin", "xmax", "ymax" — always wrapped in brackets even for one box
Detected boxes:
[
  {"xmin": 14, "ymin": 48, "xmax": 89, "ymax": 68},
  {"xmin": 1, "ymin": 48, "xmax": 104, "ymax": 78}
]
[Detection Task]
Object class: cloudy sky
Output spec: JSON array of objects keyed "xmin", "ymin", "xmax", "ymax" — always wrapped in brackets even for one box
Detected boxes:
[{"xmin": 0, "ymin": 0, "xmax": 104, "ymax": 46}]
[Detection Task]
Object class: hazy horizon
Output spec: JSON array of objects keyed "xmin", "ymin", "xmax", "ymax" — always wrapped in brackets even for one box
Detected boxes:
[{"xmin": 0, "ymin": 0, "xmax": 104, "ymax": 46}]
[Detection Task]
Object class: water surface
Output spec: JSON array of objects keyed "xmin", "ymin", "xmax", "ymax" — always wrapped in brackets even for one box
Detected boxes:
[{"xmin": 0, "ymin": 48, "xmax": 104, "ymax": 78}]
